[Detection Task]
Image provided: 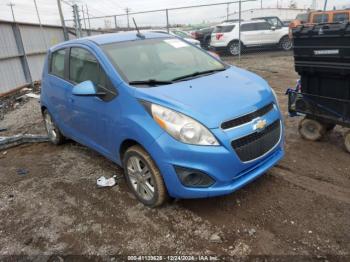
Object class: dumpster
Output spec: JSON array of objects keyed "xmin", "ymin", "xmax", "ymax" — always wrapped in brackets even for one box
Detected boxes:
[{"xmin": 288, "ymin": 22, "xmax": 350, "ymax": 152}]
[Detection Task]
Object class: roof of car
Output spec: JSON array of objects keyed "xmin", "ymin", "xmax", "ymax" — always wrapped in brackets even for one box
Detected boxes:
[
  {"xmin": 51, "ymin": 31, "xmax": 172, "ymax": 49},
  {"xmin": 217, "ymin": 19, "xmax": 266, "ymax": 26}
]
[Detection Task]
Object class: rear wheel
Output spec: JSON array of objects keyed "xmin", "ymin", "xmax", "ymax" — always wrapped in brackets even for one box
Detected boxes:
[
  {"xmin": 280, "ymin": 36, "xmax": 293, "ymax": 51},
  {"xmin": 123, "ymin": 145, "xmax": 169, "ymax": 207},
  {"xmin": 344, "ymin": 130, "xmax": 350, "ymax": 153},
  {"xmin": 43, "ymin": 109, "xmax": 65, "ymax": 145},
  {"xmin": 298, "ymin": 117, "xmax": 326, "ymax": 141},
  {"xmin": 227, "ymin": 41, "xmax": 242, "ymax": 56}
]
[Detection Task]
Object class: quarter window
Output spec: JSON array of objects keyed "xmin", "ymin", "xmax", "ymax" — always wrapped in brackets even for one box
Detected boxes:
[{"xmin": 50, "ymin": 49, "xmax": 66, "ymax": 78}]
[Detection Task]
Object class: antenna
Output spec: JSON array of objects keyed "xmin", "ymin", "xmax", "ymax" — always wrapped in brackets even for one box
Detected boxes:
[{"xmin": 133, "ymin": 17, "xmax": 145, "ymax": 39}]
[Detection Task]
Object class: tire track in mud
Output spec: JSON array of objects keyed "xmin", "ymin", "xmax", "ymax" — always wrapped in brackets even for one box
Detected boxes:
[{"xmin": 272, "ymin": 166, "xmax": 350, "ymax": 205}]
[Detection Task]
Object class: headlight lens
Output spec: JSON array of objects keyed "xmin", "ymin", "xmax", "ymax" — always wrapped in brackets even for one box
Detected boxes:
[{"xmin": 148, "ymin": 103, "xmax": 219, "ymax": 146}]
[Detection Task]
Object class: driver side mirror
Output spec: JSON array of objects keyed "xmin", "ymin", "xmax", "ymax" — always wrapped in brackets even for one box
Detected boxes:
[
  {"xmin": 271, "ymin": 26, "xmax": 276, "ymax": 31},
  {"xmin": 72, "ymin": 80, "xmax": 106, "ymax": 97}
]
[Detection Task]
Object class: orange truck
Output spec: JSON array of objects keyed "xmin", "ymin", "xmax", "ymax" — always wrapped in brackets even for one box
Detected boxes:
[{"xmin": 289, "ymin": 9, "xmax": 350, "ymax": 37}]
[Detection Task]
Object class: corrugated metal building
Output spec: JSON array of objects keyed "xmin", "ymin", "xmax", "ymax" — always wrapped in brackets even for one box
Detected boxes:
[{"xmin": 0, "ymin": 20, "xmax": 104, "ymax": 96}]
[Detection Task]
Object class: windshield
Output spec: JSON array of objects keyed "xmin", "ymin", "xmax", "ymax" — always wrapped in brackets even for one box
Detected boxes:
[{"xmin": 102, "ymin": 38, "xmax": 226, "ymax": 84}]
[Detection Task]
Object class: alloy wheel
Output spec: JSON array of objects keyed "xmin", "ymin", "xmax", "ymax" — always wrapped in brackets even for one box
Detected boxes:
[{"xmin": 126, "ymin": 156, "xmax": 155, "ymax": 201}]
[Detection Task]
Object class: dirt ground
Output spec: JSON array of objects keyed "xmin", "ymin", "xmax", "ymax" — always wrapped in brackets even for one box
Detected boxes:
[{"xmin": 0, "ymin": 51, "xmax": 349, "ymax": 259}]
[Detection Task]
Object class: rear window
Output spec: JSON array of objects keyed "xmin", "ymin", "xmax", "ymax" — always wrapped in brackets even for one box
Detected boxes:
[
  {"xmin": 50, "ymin": 49, "xmax": 66, "ymax": 78},
  {"xmin": 313, "ymin": 14, "xmax": 329, "ymax": 23},
  {"xmin": 213, "ymin": 25, "xmax": 235, "ymax": 33},
  {"xmin": 333, "ymin": 13, "xmax": 349, "ymax": 22}
]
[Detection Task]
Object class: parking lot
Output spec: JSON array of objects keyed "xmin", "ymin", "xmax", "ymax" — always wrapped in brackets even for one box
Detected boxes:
[{"xmin": 0, "ymin": 51, "xmax": 349, "ymax": 257}]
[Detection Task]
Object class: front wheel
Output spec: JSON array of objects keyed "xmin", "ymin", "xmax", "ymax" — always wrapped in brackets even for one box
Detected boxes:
[
  {"xmin": 123, "ymin": 145, "xmax": 169, "ymax": 207},
  {"xmin": 227, "ymin": 41, "xmax": 242, "ymax": 56},
  {"xmin": 280, "ymin": 36, "xmax": 293, "ymax": 51}
]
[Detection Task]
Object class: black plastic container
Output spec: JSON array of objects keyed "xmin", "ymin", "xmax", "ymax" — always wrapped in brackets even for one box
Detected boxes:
[
  {"xmin": 293, "ymin": 22, "xmax": 350, "ymax": 75},
  {"xmin": 290, "ymin": 22, "xmax": 350, "ymax": 126}
]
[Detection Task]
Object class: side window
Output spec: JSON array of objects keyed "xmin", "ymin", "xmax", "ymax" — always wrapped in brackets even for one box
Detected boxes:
[
  {"xmin": 50, "ymin": 49, "xmax": 66, "ymax": 78},
  {"xmin": 313, "ymin": 14, "xmax": 329, "ymax": 23},
  {"xmin": 241, "ymin": 24, "xmax": 255, "ymax": 32},
  {"xmin": 256, "ymin": 22, "xmax": 271, "ymax": 30},
  {"xmin": 70, "ymin": 48, "xmax": 99, "ymax": 84},
  {"xmin": 69, "ymin": 47, "xmax": 117, "ymax": 100},
  {"xmin": 333, "ymin": 13, "xmax": 349, "ymax": 22}
]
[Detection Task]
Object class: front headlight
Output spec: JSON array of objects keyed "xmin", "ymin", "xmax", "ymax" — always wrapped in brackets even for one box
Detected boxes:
[{"xmin": 145, "ymin": 103, "xmax": 219, "ymax": 146}]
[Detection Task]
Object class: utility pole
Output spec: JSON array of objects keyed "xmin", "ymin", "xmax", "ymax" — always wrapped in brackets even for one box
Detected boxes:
[
  {"xmin": 7, "ymin": 2, "xmax": 16, "ymax": 22},
  {"xmin": 238, "ymin": 0, "xmax": 242, "ymax": 61},
  {"xmin": 72, "ymin": 4, "xmax": 82, "ymax": 38},
  {"xmin": 114, "ymin": 16, "xmax": 117, "ymax": 30},
  {"xmin": 57, "ymin": 0, "xmax": 69, "ymax": 41},
  {"xmin": 165, "ymin": 9, "xmax": 169, "ymax": 32},
  {"xmin": 125, "ymin": 7, "xmax": 130, "ymax": 29},
  {"xmin": 261, "ymin": 0, "xmax": 263, "ymax": 9},
  {"xmin": 226, "ymin": 3, "xmax": 229, "ymax": 21},
  {"xmin": 81, "ymin": 5, "xmax": 87, "ymax": 32},
  {"xmin": 85, "ymin": 4, "xmax": 91, "ymax": 34},
  {"xmin": 33, "ymin": 0, "xmax": 48, "ymax": 48},
  {"xmin": 323, "ymin": 0, "xmax": 328, "ymax": 11}
]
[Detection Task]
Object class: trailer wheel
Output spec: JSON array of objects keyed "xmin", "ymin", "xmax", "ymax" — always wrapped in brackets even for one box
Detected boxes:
[
  {"xmin": 344, "ymin": 131, "xmax": 350, "ymax": 153},
  {"xmin": 298, "ymin": 118, "xmax": 326, "ymax": 141}
]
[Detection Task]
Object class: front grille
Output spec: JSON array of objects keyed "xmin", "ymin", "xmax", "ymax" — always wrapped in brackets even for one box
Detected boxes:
[
  {"xmin": 231, "ymin": 120, "xmax": 281, "ymax": 162},
  {"xmin": 221, "ymin": 103, "xmax": 274, "ymax": 130}
]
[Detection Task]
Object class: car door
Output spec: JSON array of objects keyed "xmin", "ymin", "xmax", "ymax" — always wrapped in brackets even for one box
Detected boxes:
[
  {"xmin": 240, "ymin": 23, "xmax": 257, "ymax": 46},
  {"xmin": 67, "ymin": 46, "xmax": 118, "ymax": 156},
  {"xmin": 257, "ymin": 22, "xmax": 280, "ymax": 44},
  {"xmin": 46, "ymin": 48, "xmax": 72, "ymax": 133}
]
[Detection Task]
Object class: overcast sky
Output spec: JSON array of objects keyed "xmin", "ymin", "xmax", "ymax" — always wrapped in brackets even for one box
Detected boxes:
[{"xmin": 1, "ymin": 0, "xmax": 349, "ymax": 28}]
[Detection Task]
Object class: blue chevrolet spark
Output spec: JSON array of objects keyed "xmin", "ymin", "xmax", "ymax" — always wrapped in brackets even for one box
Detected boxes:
[{"xmin": 41, "ymin": 32, "xmax": 284, "ymax": 207}]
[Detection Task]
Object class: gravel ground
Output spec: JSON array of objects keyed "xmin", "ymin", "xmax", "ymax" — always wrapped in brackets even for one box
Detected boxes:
[{"xmin": 0, "ymin": 51, "xmax": 349, "ymax": 259}]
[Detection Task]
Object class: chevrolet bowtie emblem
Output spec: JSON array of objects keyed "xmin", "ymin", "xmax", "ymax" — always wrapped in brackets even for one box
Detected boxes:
[{"xmin": 254, "ymin": 119, "xmax": 267, "ymax": 131}]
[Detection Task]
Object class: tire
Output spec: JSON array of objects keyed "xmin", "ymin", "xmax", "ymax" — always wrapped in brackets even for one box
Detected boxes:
[
  {"xmin": 43, "ymin": 109, "xmax": 65, "ymax": 145},
  {"xmin": 298, "ymin": 117, "xmax": 326, "ymax": 141},
  {"xmin": 279, "ymin": 35, "xmax": 293, "ymax": 51},
  {"xmin": 123, "ymin": 145, "xmax": 169, "ymax": 207},
  {"xmin": 344, "ymin": 130, "xmax": 350, "ymax": 153},
  {"xmin": 227, "ymin": 41, "xmax": 242, "ymax": 56}
]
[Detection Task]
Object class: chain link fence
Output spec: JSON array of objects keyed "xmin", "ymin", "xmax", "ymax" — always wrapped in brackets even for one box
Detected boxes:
[{"xmin": 0, "ymin": 0, "xmax": 308, "ymax": 95}]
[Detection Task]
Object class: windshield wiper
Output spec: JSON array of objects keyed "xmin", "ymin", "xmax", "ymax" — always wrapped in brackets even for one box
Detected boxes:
[
  {"xmin": 171, "ymin": 68, "xmax": 227, "ymax": 82},
  {"xmin": 129, "ymin": 79, "xmax": 173, "ymax": 86}
]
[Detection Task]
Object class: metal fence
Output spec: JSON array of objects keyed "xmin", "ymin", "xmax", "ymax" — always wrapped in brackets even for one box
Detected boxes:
[{"xmin": 0, "ymin": 20, "xmax": 103, "ymax": 96}]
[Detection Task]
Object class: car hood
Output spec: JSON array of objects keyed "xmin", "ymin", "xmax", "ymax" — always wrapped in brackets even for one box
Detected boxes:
[{"xmin": 133, "ymin": 66, "xmax": 275, "ymax": 129}]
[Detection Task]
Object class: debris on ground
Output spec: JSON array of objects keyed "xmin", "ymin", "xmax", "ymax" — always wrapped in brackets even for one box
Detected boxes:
[
  {"xmin": 17, "ymin": 168, "xmax": 29, "ymax": 176},
  {"xmin": 25, "ymin": 93, "xmax": 40, "ymax": 99},
  {"xmin": 0, "ymin": 134, "xmax": 49, "ymax": 150},
  {"xmin": 96, "ymin": 175, "xmax": 118, "ymax": 188},
  {"xmin": 0, "ymin": 127, "xmax": 7, "ymax": 132},
  {"xmin": 209, "ymin": 233, "xmax": 222, "ymax": 243}
]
